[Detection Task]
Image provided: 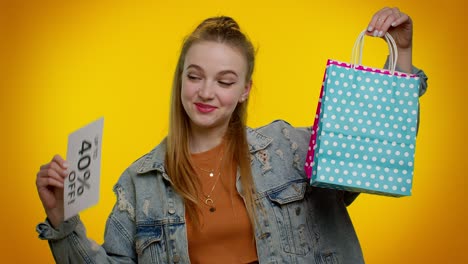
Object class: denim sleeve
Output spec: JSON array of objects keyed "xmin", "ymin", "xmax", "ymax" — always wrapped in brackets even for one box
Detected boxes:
[{"xmin": 36, "ymin": 170, "xmax": 137, "ymax": 264}]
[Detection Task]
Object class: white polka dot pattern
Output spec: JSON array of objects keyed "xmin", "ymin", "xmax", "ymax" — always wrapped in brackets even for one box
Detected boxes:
[{"xmin": 305, "ymin": 59, "xmax": 421, "ymax": 197}]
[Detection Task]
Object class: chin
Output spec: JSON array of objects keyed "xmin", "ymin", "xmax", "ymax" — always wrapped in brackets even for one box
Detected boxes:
[{"xmin": 192, "ymin": 119, "xmax": 226, "ymax": 130}]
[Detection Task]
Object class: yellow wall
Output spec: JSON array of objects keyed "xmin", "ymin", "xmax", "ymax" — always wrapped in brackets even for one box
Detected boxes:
[{"xmin": 2, "ymin": 0, "xmax": 466, "ymax": 263}]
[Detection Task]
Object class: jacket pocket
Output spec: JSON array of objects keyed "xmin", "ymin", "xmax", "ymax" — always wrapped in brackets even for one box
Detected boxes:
[
  {"xmin": 266, "ymin": 180, "xmax": 311, "ymax": 256},
  {"xmin": 135, "ymin": 224, "xmax": 164, "ymax": 264}
]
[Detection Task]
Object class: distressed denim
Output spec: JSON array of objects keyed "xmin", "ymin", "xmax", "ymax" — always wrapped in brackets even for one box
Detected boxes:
[{"xmin": 37, "ymin": 120, "xmax": 364, "ymax": 263}]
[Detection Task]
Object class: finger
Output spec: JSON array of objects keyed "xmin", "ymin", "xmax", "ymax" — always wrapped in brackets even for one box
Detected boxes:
[
  {"xmin": 38, "ymin": 161, "xmax": 68, "ymax": 180},
  {"xmin": 40, "ymin": 154, "xmax": 68, "ymax": 170},
  {"xmin": 37, "ymin": 167, "xmax": 65, "ymax": 187},
  {"xmin": 376, "ymin": 18, "xmax": 396, "ymax": 37},
  {"xmin": 49, "ymin": 160, "xmax": 69, "ymax": 178},
  {"xmin": 377, "ymin": 12, "xmax": 409, "ymax": 37},
  {"xmin": 385, "ymin": 7, "xmax": 404, "ymax": 27},
  {"xmin": 390, "ymin": 13, "xmax": 410, "ymax": 28},
  {"xmin": 367, "ymin": 7, "xmax": 406, "ymax": 37},
  {"xmin": 367, "ymin": 7, "xmax": 390, "ymax": 34},
  {"xmin": 40, "ymin": 156, "xmax": 69, "ymax": 178},
  {"xmin": 52, "ymin": 154, "xmax": 69, "ymax": 170},
  {"xmin": 40, "ymin": 162, "xmax": 50, "ymax": 170},
  {"xmin": 37, "ymin": 176, "xmax": 64, "ymax": 189}
]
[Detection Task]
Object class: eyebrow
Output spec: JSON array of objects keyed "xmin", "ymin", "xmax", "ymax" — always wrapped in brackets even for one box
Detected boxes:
[{"xmin": 186, "ymin": 64, "xmax": 239, "ymax": 77}]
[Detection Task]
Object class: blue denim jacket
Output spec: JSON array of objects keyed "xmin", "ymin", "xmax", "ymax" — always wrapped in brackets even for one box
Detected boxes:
[
  {"xmin": 37, "ymin": 120, "xmax": 364, "ymax": 263},
  {"xmin": 37, "ymin": 64, "xmax": 427, "ymax": 264}
]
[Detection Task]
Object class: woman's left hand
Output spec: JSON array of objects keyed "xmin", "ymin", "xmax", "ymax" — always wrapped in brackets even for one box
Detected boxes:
[
  {"xmin": 366, "ymin": 7, "xmax": 413, "ymax": 51},
  {"xmin": 366, "ymin": 7, "xmax": 413, "ymax": 73}
]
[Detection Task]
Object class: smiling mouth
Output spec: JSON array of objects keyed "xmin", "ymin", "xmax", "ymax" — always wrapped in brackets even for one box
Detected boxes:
[{"xmin": 195, "ymin": 103, "xmax": 217, "ymax": 113}]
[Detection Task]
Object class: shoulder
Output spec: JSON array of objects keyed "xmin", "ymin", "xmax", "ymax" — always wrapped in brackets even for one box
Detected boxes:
[
  {"xmin": 115, "ymin": 139, "xmax": 167, "ymax": 186},
  {"xmin": 248, "ymin": 119, "xmax": 294, "ymax": 139},
  {"xmin": 251, "ymin": 119, "xmax": 293, "ymax": 131},
  {"xmin": 131, "ymin": 138, "xmax": 167, "ymax": 174},
  {"xmin": 248, "ymin": 119, "xmax": 311, "ymax": 144}
]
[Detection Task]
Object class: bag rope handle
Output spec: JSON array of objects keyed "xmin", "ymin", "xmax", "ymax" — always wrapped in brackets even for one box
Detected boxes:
[{"xmin": 351, "ymin": 29, "xmax": 399, "ymax": 74}]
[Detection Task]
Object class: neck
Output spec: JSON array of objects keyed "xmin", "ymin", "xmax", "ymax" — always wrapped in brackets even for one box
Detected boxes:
[{"xmin": 189, "ymin": 123, "xmax": 227, "ymax": 153}]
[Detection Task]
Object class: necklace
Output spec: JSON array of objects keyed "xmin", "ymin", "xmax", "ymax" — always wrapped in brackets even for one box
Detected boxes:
[
  {"xmin": 201, "ymin": 171, "xmax": 221, "ymax": 212},
  {"xmin": 197, "ymin": 166, "xmax": 217, "ymax": 177},
  {"xmin": 192, "ymin": 143, "xmax": 225, "ymax": 212},
  {"xmin": 194, "ymin": 149, "xmax": 224, "ymax": 178}
]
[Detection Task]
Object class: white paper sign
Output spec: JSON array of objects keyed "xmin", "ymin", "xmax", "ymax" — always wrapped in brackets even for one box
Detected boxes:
[{"xmin": 64, "ymin": 117, "xmax": 104, "ymax": 220}]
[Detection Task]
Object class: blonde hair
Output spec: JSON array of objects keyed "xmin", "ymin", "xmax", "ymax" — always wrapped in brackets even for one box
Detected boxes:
[{"xmin": 165, "ymin": 16, "xmax": 256, "ymax": 226}]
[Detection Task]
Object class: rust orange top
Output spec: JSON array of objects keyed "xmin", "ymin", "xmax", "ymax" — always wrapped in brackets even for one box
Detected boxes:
[{"xmin": 187, "ymin": 142, "xmax": 258, "ymax": 264}]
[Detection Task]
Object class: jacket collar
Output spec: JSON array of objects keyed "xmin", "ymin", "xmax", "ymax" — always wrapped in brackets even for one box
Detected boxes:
[{"xmin": 135, "ymin": 127, "xmax": 272, "ymax": 176}]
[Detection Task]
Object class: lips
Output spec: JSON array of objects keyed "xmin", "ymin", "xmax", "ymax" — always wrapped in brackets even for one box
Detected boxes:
[{"xmin": 194, "ymin": 102, "xmax": 217, "ymax": 113}]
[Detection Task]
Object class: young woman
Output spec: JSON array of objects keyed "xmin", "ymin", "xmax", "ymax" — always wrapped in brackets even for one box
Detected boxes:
[{"xmin": 36, "ymin": 7, "xmax": 427, "ymax": 263}]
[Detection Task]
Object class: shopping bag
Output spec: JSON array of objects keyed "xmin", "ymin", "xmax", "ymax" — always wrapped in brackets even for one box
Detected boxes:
[{"xmin": 304, "ymin": 30, "xmax": 421, "ymax": 197}]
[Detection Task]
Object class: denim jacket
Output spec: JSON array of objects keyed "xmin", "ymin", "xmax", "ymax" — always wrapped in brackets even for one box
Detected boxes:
[
  {"xmin": 37, "ymin": 64, "xmax": 428, "ymax": 264},
  {"xmin": 37, "ymin": 120, "xmax": 365, "ymax": 263}
]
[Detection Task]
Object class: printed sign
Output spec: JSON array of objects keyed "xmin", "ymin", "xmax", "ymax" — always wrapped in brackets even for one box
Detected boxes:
[{"xmin": 64, "ymin": 117, "xmax": 104, "ymax": 220}]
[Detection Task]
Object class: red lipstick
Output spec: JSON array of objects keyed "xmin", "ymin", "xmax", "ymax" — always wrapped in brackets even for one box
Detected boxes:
[{"xmin": 194, "ymin": 103, "xmax": 217, "ymax": 113}]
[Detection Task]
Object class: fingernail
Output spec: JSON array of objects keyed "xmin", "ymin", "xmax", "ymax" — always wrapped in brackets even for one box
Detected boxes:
[
  {"xmin": 391, "ymin": 22, "xmax": 396, "ymax": 27},
  {"xmin": 63, "ymin": 162, "xmax": 69, "ymax": 168},
  {"xmin": 378, "ymin": 31, "xmax": 384, "ymax": 37},
  {"xmin": 373, "ymin": 30, "xmax": 379, "ymax": 37},
  {"xmin": 367, "ymin": 26, "xmax": 373, "ymax": 32}
]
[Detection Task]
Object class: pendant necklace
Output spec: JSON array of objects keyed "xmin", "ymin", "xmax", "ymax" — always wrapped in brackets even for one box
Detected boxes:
[
  {"xmin": 193, "ymin": 144, "xmax": 225, "ymax": 212},
  {"xmin": 201, "ymin": 171, "xmax": 221, "ymax": 212},
  {"xmin": 195, "ymin": 149, "xmax": 224, "ymax": 178}
]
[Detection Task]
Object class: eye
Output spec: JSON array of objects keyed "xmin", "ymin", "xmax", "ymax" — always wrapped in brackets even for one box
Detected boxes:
[
  {"xmin": 187, "ymin": 74, "xmax": 201, "ymax": 81},
  {"xmin": 218, "ymin": 81, "xmax": 235, "ymax": 87}
]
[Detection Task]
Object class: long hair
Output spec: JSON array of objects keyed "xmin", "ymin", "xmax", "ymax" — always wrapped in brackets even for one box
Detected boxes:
[{"xmin": 165, "ymin": 16, "xmax": 256, "ymax": 227}]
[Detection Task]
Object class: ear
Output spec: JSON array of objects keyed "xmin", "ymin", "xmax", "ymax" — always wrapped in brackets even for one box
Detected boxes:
[{"xmin": 239, "ymin": 80, "xmax": 252, "ymax": 103}]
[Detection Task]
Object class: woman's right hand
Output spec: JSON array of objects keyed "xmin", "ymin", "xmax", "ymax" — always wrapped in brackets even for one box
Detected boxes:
[{"xmin": 36, "ymin": 155, "xmax": 69, "ymax": 228}]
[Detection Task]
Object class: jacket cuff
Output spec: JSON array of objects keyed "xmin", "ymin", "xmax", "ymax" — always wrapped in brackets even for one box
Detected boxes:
[{"xmin": 36, "ymin": 215, "xmax": 80, "ymax": 241}]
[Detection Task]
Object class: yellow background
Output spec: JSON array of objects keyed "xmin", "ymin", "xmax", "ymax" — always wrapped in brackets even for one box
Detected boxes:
[{"xmin": 2, "ymin": 0, "xmax": 466, "ymax": 263}]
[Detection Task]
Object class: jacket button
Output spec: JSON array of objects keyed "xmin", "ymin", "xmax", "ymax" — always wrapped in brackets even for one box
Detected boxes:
[
  {"xmin": 168, "ymin": 208, "xmax": 176, "ymax": 214},
  {"xmin": 173, "ymin": 255, "xmax": 180, "ymax": 263}
]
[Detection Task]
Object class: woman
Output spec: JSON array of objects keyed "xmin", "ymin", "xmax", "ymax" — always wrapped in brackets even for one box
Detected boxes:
[{"xmin": 36, "ymin": 7, "xmax": 427, "ymax": 263}]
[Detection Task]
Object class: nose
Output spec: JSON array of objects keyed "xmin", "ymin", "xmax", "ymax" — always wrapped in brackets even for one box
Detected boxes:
[{"xmin": 197, "ymin": 80, "xmax": 215, "ymax": 100}]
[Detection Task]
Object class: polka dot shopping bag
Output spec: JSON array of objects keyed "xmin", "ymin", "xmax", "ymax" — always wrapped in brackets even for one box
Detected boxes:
[{"xmin": 304, "ymin": 30, "xmax": 421, "ymax": 197}]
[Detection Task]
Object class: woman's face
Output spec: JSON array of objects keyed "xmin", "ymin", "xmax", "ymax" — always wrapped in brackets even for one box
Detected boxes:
[{"xmin": 181, "ymin": 41, "xmax": 251, "ymax": 134}]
